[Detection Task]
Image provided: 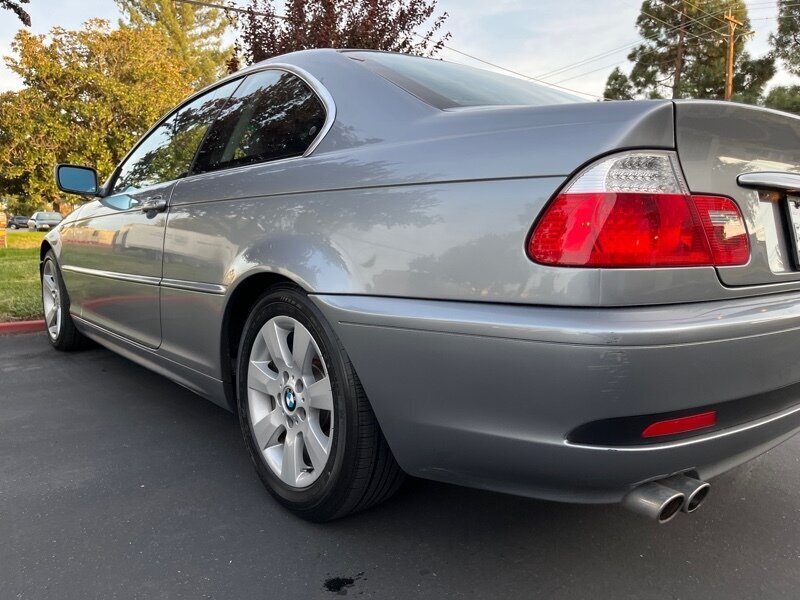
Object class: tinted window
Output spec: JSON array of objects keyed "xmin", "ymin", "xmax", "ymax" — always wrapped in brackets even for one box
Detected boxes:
[
  {"xmin": 347, "ymin": 51, "xmax": 583, "ymax": 109},
  {"xmin": 193, "ymin": 70, "xmax": 326, "ymax": 174},
  {"xmin": 112, "ymin": 80, "xmax": 240, "ymax": 194}
]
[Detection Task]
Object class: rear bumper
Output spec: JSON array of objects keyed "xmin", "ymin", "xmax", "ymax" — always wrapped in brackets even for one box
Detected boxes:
[{"xmin": 313, "ymin": 292, "xmax": 800, "ymax": 503}]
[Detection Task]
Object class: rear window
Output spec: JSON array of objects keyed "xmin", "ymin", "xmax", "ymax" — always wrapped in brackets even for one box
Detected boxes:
[{"xmin": 346, "ymin": 51, "xmax": 583, "ymax": 109}]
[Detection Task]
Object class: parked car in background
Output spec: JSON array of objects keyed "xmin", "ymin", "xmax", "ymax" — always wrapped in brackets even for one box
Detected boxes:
[
  {"xmin": 42, "ymin": 49, "xmax": 800, "ymax": 524},
  {"xmin": 6, "ymin": 215, "xmax": 29, "ymax": 229},
  {"xmin": 28, "ymin": 211, "xmax": 62, "ymax": 231}
]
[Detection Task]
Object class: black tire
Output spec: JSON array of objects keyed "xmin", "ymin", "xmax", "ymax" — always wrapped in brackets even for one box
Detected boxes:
[
  {"xmin": 237, "ymin": 285, "xmax": 404, "ymax": 522},
  {"xmin": 41, "ymin": 250, "xmax": 90, "ymax": 351}
]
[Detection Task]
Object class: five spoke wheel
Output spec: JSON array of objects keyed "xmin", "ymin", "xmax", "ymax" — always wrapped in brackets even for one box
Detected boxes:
[{"xmin": 41, "ymin": 259, "xmax": 62, "ymax": 340}]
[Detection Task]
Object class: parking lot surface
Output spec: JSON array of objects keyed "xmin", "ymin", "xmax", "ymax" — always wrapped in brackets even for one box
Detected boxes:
[{"xmin": 2, "ymin": 333, "xmax": 799, "ymax": 599}]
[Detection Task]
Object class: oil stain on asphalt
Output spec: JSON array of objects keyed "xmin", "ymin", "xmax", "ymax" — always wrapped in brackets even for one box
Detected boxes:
[{"xmin": 323, "ymin": 572, "xmax": 365, "ymax": 595}]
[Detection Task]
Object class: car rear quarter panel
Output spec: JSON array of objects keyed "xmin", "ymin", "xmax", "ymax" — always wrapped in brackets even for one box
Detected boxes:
[
  {"xmin": 164, "ymin": 96, "xmax": 680, "ymax": 306},
  {"xmin": 157, "ymin": 86, "xmax": 683, "ymax": 378}
]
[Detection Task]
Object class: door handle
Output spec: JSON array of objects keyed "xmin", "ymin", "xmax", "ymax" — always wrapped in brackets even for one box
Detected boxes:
[{"xmin": 140, "ymin": 195, "xmax": 167, "ymax": 213}]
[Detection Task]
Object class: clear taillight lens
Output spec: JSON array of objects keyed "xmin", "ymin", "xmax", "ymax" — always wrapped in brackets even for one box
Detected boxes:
[{"xmin": 527, "ymin": 151, "xmax": 749, "ymax": 268}]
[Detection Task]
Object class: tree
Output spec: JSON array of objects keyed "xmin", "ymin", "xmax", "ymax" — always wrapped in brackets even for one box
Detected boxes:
[
  {"xmin": 1, "ymin": 0, "xmax": 30, "ymax": 26},
  {"xmin": 730, "ymin": 53, "xmax": 776, "ymax": 105},
  {"xmin": 116, "ymin": 0, "xmax": 230, "ymax": 87},
  {"xmin": 765, "ymin": 85, "xmax": 800, "ymax": 115},
  {"xmin": 2, "ymin": 193, "xmax": 38, "ymax": 218},
  {"xmin": 0, "ymin": 20, "xmax": 195, "ymax": 209},
  {"xmin": 607, "ymin": 0, "xmax": 774, "ymax": 102},
  {"xmin": 770, "ymin": 0, "xmax": 800, "ymax": 76},
  {"xmin": 604, "ymin": 67, "xmax": 635, "ymax": 100},
  {"xmin": 233, "ymin": 0, "xmax": 451, "ymax": 65}
]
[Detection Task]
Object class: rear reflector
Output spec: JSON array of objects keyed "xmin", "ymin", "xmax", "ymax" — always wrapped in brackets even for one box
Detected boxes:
[
  {"xmin": 527, "ymin": 152, "xmax": 750, "ymax": 268},
  {"xmin": 641, "ymin": 411, "xmax": 717, "ymax": 438}
]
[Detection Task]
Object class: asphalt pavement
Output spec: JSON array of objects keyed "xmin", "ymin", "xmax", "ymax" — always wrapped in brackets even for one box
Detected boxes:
[{"xmin": 2, "ymin": 333, "xmax": 799, "ymax": 599}]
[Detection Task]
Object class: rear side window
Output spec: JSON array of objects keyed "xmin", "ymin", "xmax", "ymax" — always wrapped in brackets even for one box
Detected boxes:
[
  {"xmin": 192, "ymin": 70, "xmax": 326, "ymax": 174},
  {"xmin": 112, "ymin": 80, "xmax": 240, "ymax": 194}
]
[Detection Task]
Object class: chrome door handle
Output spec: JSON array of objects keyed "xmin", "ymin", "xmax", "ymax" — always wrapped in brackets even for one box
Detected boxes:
[{"xmin": 140, "ymin": 195, "xmax": 167, "ymax": 213}]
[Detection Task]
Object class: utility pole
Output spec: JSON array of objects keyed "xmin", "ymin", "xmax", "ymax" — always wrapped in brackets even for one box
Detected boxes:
[{"xmin": 724, "ymin": 9, "xmax": 743, "ymax": 101}]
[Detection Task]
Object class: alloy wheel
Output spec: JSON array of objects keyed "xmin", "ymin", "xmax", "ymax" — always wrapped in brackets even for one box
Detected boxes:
[
  {"xmin": 41, "ymin": 260, "xmax": 62, "ymax": 340},
  {"xmin": 246, "ymin": 315, "xmax": 334, "ymax": 488}
]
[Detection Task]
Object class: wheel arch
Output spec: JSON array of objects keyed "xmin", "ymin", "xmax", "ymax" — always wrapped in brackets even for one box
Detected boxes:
[
  {"xmin": 39, "ymin": 239, "xmax": 54, "ymax": 275},
  {"xmin": 39, "ymin": 240, "xmax": 53, "ymax": 260},
  {"xmin": 219, "ymin": 270, "xmax": 305, "ymax": 408}
]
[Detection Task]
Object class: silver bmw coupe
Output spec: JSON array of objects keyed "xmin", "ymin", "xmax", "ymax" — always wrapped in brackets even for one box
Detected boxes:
[{"xmin": 45, "ymin": 50, "xmax": 800, "ymax": 523}]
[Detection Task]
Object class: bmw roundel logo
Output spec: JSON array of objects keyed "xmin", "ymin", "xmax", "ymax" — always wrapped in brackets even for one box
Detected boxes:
[{"xmin": 284, "ymin": 389, "xmax": 296, "ymax": 411}]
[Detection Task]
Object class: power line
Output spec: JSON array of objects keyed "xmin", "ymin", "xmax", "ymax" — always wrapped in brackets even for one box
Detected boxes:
[
  {"xmin": 539, "ymin": 0, "xmax": 792, "ymax": 82},
  {"xmin": 655, "ymin": 0, "xmax": 727, "ymax": 37},
  {"xmin": 172, "ymin": 0, "xmax": 604, "ymax": 99},
  {"xmin": 536, "ymin": 16, "xmax": 705, "ymax": 79},
  {"xmin": 176, "ymin": 0, "xmax": 286, "ymax": 18},
  {"xmin": 551, "ymin": 15, "xmax": 723, "ymax": 86},
  {"xmin": 420, "ymin": 37, "xmax": 602, "ymax": 99},
  {"xmin": 641, "ymin": 7, "xmax": 725, "ymax": 39},
  {"xmin": 536, "ymin": 2, "xmax": 724, "ymax": 81},
  {"xmin": 684, "ymin": 0, "xmax": 754, "ymax": 35},
  {"xmin": 551, "ymin": 26, "xmax": 715, "ymax": 85},
  {"xmin": 544, "ymin": 1, "xmax": 790, "ymax": 91},
  {"xmin": 553, "ymin": 59, "xmax": 638, "ymax": 85}
]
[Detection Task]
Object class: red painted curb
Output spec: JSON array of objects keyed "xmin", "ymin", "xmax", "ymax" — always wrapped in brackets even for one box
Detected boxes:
[{"xmin": 0, "ymin": 320, "xmax": 45, "ymax": 335}]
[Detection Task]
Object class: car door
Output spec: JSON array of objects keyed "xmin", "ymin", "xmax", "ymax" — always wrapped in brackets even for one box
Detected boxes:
[{"xmin": 59, "ymin": 80, "xmax": 240, "ymax": 348}]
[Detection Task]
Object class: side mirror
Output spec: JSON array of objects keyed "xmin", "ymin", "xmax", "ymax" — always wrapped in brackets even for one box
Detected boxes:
[{"xmin": 55, "ymin": 164, "xmax": 99, "ymax": 196}]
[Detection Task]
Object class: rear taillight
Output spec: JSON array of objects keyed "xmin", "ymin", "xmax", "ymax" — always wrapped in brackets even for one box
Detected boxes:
[{"xmin": 528, "ymin": 152, "xmax": 749, "ymax": 268}]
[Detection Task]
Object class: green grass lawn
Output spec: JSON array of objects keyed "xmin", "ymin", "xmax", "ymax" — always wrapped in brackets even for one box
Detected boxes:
[{"xmin": 1, "ymin": 231, "xmax": 45, "ymax": 321}]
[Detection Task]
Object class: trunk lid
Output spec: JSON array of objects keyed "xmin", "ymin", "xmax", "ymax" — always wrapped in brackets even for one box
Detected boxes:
[{"xmin": 675, "ymin": 101, "xmax": 800, "ymax": 289}]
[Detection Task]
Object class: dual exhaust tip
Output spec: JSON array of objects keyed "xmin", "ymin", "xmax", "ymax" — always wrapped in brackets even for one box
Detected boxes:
[{"xmin": 622, "ymin": 474, "xmax": 711, "ymax": 524}]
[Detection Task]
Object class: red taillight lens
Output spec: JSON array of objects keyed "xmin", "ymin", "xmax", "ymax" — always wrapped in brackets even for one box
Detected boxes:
[
  {"xmin": 692, "ymin": 195, "xmax": 750, "ymax": 266},
  {"xmin": 528, "ymin": 192, "xmax": 749, "ymax": 268},
  {"xmin": 642, "ymin": 411, "xmax": 717, "ymax": 438}
]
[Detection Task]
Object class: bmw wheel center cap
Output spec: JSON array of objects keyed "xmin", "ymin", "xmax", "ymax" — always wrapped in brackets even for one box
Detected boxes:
[{"xmin": 284, "ymin": 388, "xmax": 297, "ymax": 411}]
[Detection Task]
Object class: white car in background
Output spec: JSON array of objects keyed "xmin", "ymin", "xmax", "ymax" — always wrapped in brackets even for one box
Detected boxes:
[{"xmin": 28, "ymin": 211, "xmax": 63, "ymax": 231}]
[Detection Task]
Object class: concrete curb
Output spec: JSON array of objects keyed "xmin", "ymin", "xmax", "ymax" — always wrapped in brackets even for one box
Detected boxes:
[{"xmin": 0, "ymin": 320, "xmax": 45, "ymax": 335}]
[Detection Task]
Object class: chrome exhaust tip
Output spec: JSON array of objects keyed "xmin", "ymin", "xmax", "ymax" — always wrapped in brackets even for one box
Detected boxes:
[
  {"xmin": 661, "ymin": 474, "xmax": 711, "ymax": 513},
  {"xmin": 622, "ymin": 482, "xmax": 685, "ymax": 524}
]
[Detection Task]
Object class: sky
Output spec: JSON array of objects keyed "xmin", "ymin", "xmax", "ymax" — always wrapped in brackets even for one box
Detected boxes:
[{"xmin": 0, "ymin": 0, "xmax": 797, "ymax": 98}]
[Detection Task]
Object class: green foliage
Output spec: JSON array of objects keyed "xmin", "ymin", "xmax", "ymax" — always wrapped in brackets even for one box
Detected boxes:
[
  {"xmin": 604, "ymin": 67, "xmax": 635, "ymax": 100},
  {"xmin": 731, "ymin": 53, "xmax": 776, "ymax": 104},
  {"xmin": 607, "ymin": 0, "xmax": 774, "ymax": 102},
  {"xmin": 765, "ymin": 85, "xmax": 800, "ymax": 114},
  {"xmin": 0, "ymin": 20, "xmax": 195, "ymax": 208},
  {"xmin": 116, "ymin": 0, "xmax": 231, "ymax": 87},
  {"xmin": 2, "ymin": 194, "xmax": 38, "ymax": 217},
  {"xmin": 0, "ymin": 233, "xmax": 46, "ymax": 322},
  {"xmin": 770, "ymin": 0, "xmax": 800, "ymax": 76}
]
